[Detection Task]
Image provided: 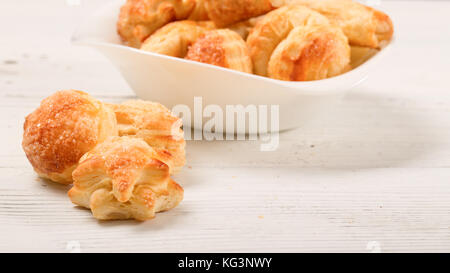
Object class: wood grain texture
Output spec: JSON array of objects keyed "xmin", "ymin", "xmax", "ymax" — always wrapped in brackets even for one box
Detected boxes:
[{"xmin": 0, "ymin": 0, "xmax": 450, "ymax": 252}]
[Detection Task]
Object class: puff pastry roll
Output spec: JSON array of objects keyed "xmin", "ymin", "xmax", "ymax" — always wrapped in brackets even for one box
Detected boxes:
[
  {"xmin": 276, "ymin": 0, "xmax": 394, "ymax": 48},
  {"xmin": 22, "ymin": 90, "xmax": 118, "ymax": 184},
  {"xmin": 68, "ymin": 136, "xmax": 184, "ymax": 221},
  {"xmin": 141, "ymin": 20, "xmax": 215, "ymax": 57},
  {"xmin": 117, "ymin": 0, "xmax": 199, "ymax": 48},
  {"xmin": 248, "ymin": 5, "xmax": 350, "ymax": 80},
  {"xmin": 268, "ymin": 24, "xmax": 350, "ymax": 81},
  {"xmin": 106, "ymin": 100, "xmax": 186, "ymax": 173},
  {"xmin": 204, "ymin": 0, "xmax": 274, "ymax": 27},
  {"xmin": 186, "ymin": 29, "xmax": 253, "ymax": 73}
]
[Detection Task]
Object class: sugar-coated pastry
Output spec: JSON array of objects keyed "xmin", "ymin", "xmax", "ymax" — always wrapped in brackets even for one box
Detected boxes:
[
  {"xmin": 106, "ymin": 100, "xmax": 186, "ymax": 173},
  {"xmin": 275, "ymin": 0, "xmax": 394, "ymax": 48},
  {"xmin": 186, "ymin": 29, "xmax": 253, "ymax": 73},
  {"xmin": 267, "ymin": 24, "xmax": 350, "ymax": 81},
  {"xmin": 247, "ymin": 5, "xmax": 332, "ymax": 77},
  {"xmin": 141, "ymin": 20, "xmax": 215, "ymax": 57},
  {"xmin": 204, "ymin": 0, "xmax": 274, "ymax": 27},
  {"xmin": 22, "ymin": 90, "xmax": 118, "ymax": 184},
  {"xmin": 68, "ymin": 136, "xmax": 184, "ymax": 221},
  {"xmin": 117, "ymin": 0, "xmax": 199, "ymax": 48}
]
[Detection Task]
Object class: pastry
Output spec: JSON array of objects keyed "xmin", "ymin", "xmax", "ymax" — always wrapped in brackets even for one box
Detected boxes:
[
  {"xmin": 204, "ymin": 0, "xmax": 274, "ymax": 27},
  {"xmin": 247, "ymin": 5, "xmax": 350, "ymax": 80},
  {"xmin": 275, "ymin": 0, "xmax": 394, "ymax": 48},
  {"xmin": 119, "ymin": 0, "xmax": 393, "ymax": 81},
  {"xmin": 268, "ymin": 24, "xmax": 351, "ymax": 81},
  {"xmin": 106, "ymin": 100, "xmax": 186, "ymax": 173},
  {"xmin": 247, "ymin": 5, "xmax": 329, "ymax": 77},
  {"xmin": 188, "ymin": 0, "xmax": 209, "ymax": 20},
  {"xmin": 22, "ymin": 90, "xmax": 118, "ymax": 184},
  {"xmin": 140, "ymin": 20, "xmax": 215, "ymax": 57},
  {"xmin": 350, "ymin": 45, "xmax": 379, "ymax": 68},
  {"xmin": 186, "ymin": 29, "xmax": 253, "ymax": 73},
  {"xmin": 228, "ymin": 16, "xmax": 264, "ymax": 40},
  {"xmin": 117, "ymin": 0, "xmax": 199, "ymax": 48},
  {"xmin": 68, "ymin": 136, "xmax": 184, "ymax": 221}
]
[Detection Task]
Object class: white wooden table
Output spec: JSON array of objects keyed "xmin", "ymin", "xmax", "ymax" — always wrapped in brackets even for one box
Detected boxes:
[{"xmin": 0, "ymin": 0, "xmax": 449, "ymax": 253}]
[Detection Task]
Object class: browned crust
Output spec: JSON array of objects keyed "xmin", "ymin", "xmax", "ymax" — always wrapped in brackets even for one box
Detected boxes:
[
  {"xmin": 140, "ymin": 20, "xmax": 215, "ymax": 57},
  {"xmin": 204, "ymin": 0, "xmax": 274, "ymax": 27},
  {"xmin": 289, "ymin": 35, "xmax": 334, "ymax": 81},
  {"xmin": 106, "ymin": 100, "xmax": 186, "ymax": 172},
  {"xmin": 117, "ymin": 0, "xmax": 197, "ymax": 48},
  {"xmin": 69, "ymin": 136, "xmax": 183, "ymax": 221},
  {"xmin": 106, "ymin": 100, "xmax": 182, "ymax": 134},
  {"xmin": 277, "ymin": 0, "xmax": 394, "ymax": 48},
  {"xmin": 246, "ymin": 5, "xmax": 330, "ymax": 76},
  {"xmin": 186, "ymin": 33, "xmax": 227, "ymax": 67},
  {"xmin": 188, "ymin": 0, "xmax": 210, "ymax": 20},
  {"xmin": 268, "ymin": 24, "xmax": 350, "ymax": 81},
  {"xmin": 22, "ymin": 90, "xmax": 117, "ymax": 184},
  {"xmin": 186, "ymin": 29, "xmax": 253, "ymax": 73},
  {"xmin": 372, "ymin": 8, "xmax": 394, "ymax": 44}
]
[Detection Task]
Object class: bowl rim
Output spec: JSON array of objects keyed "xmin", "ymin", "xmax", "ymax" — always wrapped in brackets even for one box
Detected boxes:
[{"xmin": 74, "ymin": 38, "xmax": 394, "ymax": 82}]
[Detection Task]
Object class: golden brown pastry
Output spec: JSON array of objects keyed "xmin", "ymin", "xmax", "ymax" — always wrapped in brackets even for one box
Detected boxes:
[
  {"xmin": 275, "ymin": 0, "xmax": 394, "ymax": 48},
  {"xmin": 247, "ymin": 5, "xmax": 328, "ymax": 77},
  {"xmin": 247, "ymin": 5, "xmax": 350, "ymax": 80},
  {"xmin": 350, "ymin": 45, "xmax": 379, "ymax": 68},
  {"xmin": 204, "ymin": 0, "xmax": 274, "ymax": 27},
  {"xmin": 228, "ymin": 16, "xmax": 264, "ymax": 40},
  {"xmin": 22, "ymin": 90, "xmax": 118, "ymax": 184},
  {"xmin": 68, "ymin": 136, "xmax": 184, "ymax": 221},
  {"xmin": 186, "ymin": 29, "xmax": 253, "ymax": 73},
  {"xmin": 106, "ymin": 100, "xmax": 186, "ymax": 173},
  {"xmin": 117, "ymin": 0, "xmax": 199, "ymax": 48},
  {"xmin": 188, "ymin": 0, "xmax": 209, "ymax": 20},
  {"xmin": 140, "ymin": 20, "xmax": 215, "ymax": 57},
  {"xmin": 268, "ymin": 24, "xmax": 350, "ymax": 81}
]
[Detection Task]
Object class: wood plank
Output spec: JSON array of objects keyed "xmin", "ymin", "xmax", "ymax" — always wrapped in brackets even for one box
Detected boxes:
[{"xmin": 1, "ymin": 167, "xmax": 449, "ymax": 252}]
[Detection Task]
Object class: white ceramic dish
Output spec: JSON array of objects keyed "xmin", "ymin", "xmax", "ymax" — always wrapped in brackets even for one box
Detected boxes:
[{"xmin": 72, "ymin": 0, "xmax": 394, "ymax": 133}]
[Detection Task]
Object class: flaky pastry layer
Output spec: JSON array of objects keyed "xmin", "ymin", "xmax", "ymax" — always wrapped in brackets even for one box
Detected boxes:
[
  {"xmin": 106, "ymin": 100, "xmax": 186, "ymax": 173},
  {"xmin": 268, "ymin": 24, "xmax": 350, "ymax": 81},
  {"xmin": 274, "ymin": 0, "xmax": 393, "ymax": 48},
  {"xmin": 204, "ymin": 0, "xmax": 274, "ymax": 27},
  {"xmin": 69, "ymin": 136, "xmax": 184, "ymax": 221},
  {"xmin": 117, "ymin": 0, "xmax": 200, "ymax": 48},
  {"xmin": 141, "ymin": 20, "xmax": 215, "ymax": 57},
  {"xmin": 247, "ymin": 5, "xmax": 348, "ymax": 79},
  {"xmin": 186, "ymin": 29, "xmax": 253, "ymax": 73}
]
